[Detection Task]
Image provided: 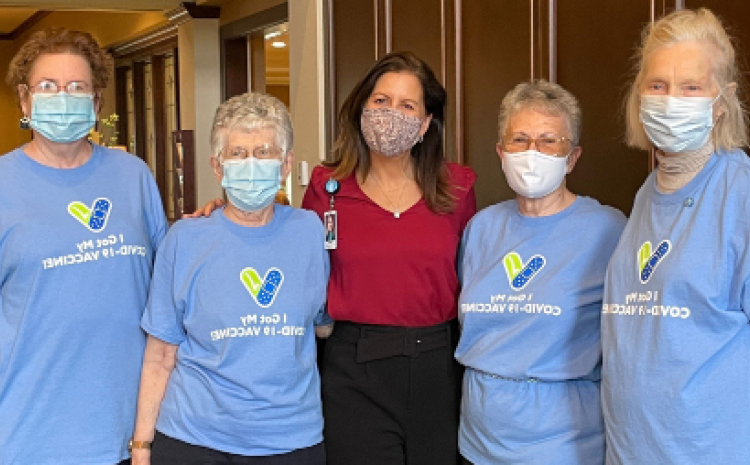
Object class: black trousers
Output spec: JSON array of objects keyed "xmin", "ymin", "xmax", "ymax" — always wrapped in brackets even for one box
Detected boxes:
[
  {"xmin": 322, "ymin": 320, "xmax": 462, "ymax": 465},
  {"xmin": 150, "ymin": 431, "xmax": 326, "ymax": 465}
]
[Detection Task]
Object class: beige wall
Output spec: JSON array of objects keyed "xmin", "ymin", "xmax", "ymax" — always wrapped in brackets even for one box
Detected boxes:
[
  {"xmin": 0, "ymin": 11, "xmax": 168, "ymax": 156},
  {"xmin": 178, "ymin": 18, "xmax": 223, "ymax": 207},
  {"xmin": 289, "ymin": 0, "xmax": 326, "ymax": 207},
  {"xmin": 13, "ymin": 11, "xmax": 167, "ymax": 47}
]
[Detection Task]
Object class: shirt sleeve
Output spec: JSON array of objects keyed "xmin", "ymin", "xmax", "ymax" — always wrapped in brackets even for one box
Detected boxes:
[
  {"xmin": 448, "ymin": 163, "xmax": 478, "ymax": 232},
  {"xmin": 141, "ymin": 228, "xmax": 187, "ymax": 345},
  {"xmin": 739, "ymin": 223, "xmax": 750, "ymax": 320},
  {"xmin": 734, "ymin": 174, "xmax": 750, "ymax": 320},
  {"xmin": 301, "ymin": 165, "xmax": 328, "ymax": 221},
  {"xmin": 457, "ymin": 229, "xmax": 470, "ymax": 286},
  {"xmin": 459, "ymin": 185, "xmax": 478, "ymax": 232},
  {"xmin": 141, "ymin": 166, "xmax": 168, "ymax": 251},
  {"xmin": 314, "ymin": 306, "xmax": 334, "ymax": 326}
]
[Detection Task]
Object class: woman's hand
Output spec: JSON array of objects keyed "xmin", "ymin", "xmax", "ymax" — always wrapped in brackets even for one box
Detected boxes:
[
  {"xmin": 183, "ymin": 198, "xmax": 225, "ymax": 218},
  {"xmin": 315, "ymin": 322, "xmax": 335, "ymax": 339},
  {"xmin": 132, "ymin": 336, "xmax": 178, "ymax": 465}
]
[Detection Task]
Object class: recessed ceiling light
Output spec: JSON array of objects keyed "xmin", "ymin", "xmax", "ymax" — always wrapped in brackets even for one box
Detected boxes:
[{"xmin": 272, "ymin": 41, "xmax": 286, "ymax": 48}]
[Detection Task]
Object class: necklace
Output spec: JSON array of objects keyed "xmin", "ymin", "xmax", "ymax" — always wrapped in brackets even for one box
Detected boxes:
[{"xmin": 371, "ymin": 171, "xmax": 408, "ymax": 218}]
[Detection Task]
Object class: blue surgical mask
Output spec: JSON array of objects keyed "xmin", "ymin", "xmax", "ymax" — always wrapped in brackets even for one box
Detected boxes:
[
  {"xmin": 221, "ymin": 157, "xmax": 282, "ymax": 212},
  {"xmin": 30, "ymin": 92, "xmax": 97, "ymax": 143},
  {"xmin": 639, "ymin": 94, "xmax": 718, "ymax": 153}
]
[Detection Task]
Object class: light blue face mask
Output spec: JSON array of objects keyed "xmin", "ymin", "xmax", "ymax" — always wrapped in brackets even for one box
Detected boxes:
[
  {"xmin": 30, "ymin": 92, "xmax": 97, "ymax": 143},
  {"xmin": 221, "ymin": 157, "xmax": 282, "ymax": 212},
  {"xmin": 639, "ymin": 94, "xmax": 719, "ymax": 153}
]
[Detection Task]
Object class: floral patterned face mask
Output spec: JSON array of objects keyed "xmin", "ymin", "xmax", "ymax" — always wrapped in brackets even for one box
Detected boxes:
[{"xmin": 360, "ymin": 107, "xmax": 424, "ymax": 157}]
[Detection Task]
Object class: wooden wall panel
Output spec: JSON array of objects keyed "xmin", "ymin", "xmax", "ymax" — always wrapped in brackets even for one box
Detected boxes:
[
  {"xmin": 462, "ymin": 0, "xmax": 531, "ymax": 208},
  {"xmin": 556, "ymin": 0, "xmax": 652, "ymax": 215},
  {"xmin": 132, "ymin": 61, "xmax": 147, "ymax": 162},
  {"xmin": 330, "ymin": 0, "xmax": 376, "ymax": 125},
  {"xmin": 391, "ymin": 0, "xmax": 443, "ymax": 74},
  {"xmin": 224, "ymin": 36, "xmax": 249, "ymax": 100},
  {"xmin": 391, "ymin": 0, "xmax": 456, "ymax": 162}
]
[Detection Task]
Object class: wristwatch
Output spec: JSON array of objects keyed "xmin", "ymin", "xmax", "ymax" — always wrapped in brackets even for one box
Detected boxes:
[{"xmin": 128, "ymin": 439, "xmax": 152, "ymax": 451}]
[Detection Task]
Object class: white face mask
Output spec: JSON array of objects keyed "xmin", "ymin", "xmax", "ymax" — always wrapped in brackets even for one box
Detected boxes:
[
  {"xmin": 639, "ymin": 94, "xmax": 718, "ymax": 153},
  {"xmin": 501, "ymin": 150, "xmax": 569, "ymax": 199}
]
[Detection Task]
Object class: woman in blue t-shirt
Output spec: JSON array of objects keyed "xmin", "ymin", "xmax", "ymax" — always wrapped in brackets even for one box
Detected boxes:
[
  {"xmin": 131, "ymin": 92, "xmax": 332, "ymax": 465},
  {"xmin": 601, "ymin": 9, "xmax": 750, "ymax": 464},
  {"xmin": 0, "ymin": 29, "xmax": 167, "ymax": 465},
  {"xmin": 455, "ymin": 80, "xmax": 625, "ymax": 465}
]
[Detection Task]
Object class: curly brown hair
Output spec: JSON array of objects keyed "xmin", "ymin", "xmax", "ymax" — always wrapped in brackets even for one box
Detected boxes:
[{"xmin": 6, "ymin": 28, "xmax": 113, "ymax": 96}]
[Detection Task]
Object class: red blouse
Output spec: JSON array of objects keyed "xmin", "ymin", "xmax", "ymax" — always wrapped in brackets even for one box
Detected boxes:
[{"xmin": 302, "ymin": 163, "xmax": 477, "ymax": 326}]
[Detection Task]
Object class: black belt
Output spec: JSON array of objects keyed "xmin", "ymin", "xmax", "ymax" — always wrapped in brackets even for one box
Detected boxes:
[{"xmin": 333, "ymin": 320, "xmax": 454, "ymax": 363}]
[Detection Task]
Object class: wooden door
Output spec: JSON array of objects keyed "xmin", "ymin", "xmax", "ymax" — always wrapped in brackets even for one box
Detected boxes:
[{"xmin": 555, "ymin": 0, "xmax": 653, "ymax": 214}]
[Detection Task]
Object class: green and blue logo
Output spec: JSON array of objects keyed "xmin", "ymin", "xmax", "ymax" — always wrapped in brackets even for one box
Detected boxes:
[
  {"xmin": 68, "ymin": 198, "xmax": 112, "ymax": 232},
  {"xmin": 241, "ymin": 267, "xmax": 284, "ymax": 307},
  {"xmin": 637, "ymin": 240, "xmax": 671, "ymax": 284},
  {"xmin": 503, "ymin": 251, "xmax": 545, "ymax": 291}
]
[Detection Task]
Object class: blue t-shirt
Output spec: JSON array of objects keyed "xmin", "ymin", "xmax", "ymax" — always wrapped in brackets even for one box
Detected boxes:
[
  {"xmin": 141, "ymin": 206, "xmax": 330, "ymax": 456},
  {"xmin": 0, "ymin": 145, "xmax": 167, "ymax": 465},
  {"xmin": 602, "ymin": 150, "xmax": 750, "ymax": 464},
  {"xmin": 456, "ymin": 196, "xmax": 625, "ymax": 464}
]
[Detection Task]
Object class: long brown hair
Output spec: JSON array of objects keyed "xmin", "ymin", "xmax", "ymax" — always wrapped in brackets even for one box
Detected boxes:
[{"xmin": 326, "ymin": 51, "xmax": 455, "ymax": 213}]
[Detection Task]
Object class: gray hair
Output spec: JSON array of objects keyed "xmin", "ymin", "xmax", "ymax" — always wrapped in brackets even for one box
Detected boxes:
[
  {"xmin": 498, "ymin": 80, "xmax": 582, "ymax": 145},
  {"xmin": 210, "ymin": 92, "xmax": 293, "ymax": 157},
  {"xmin": 625, "ymin": 8, "xmax": 748, "ymax": 151}
]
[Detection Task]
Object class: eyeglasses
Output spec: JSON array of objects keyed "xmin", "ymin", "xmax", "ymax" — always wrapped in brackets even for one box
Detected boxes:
[
  {"xmin": 23, "ymin": 80, "xmax": 93, "ymax": 96},
  {"xmin": 220, "ymin": 144, "xmax": 283, "ymax": 161},
  {"xmin": 502, "ymin": 133, "xmax": 573, "ymax": 157}
]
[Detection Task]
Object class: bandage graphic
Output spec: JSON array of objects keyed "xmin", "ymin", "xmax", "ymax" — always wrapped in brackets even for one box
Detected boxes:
[
  {"xmin": 503, "ymin": 252, "xmax": 546, "ymax": 291},
  {"xmin": 68, "ymin": 198, "xmax": 112, "ymax": 232},
  {"xmin": 241, "ymin": 267, "xmax": 284, "ymax": 308},
  {"xmin": 638, "ymin": 240, "xmax": 671, "ymax": 284}
]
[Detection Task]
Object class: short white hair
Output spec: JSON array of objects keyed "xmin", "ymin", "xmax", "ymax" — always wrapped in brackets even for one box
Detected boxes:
[
  {"xmin": 498, "ymin": 79, "xmax": 582, "ymax": 145},
  {"xmin": 210, "ymin": 92, "xmax": 293, "ymax": 157}
]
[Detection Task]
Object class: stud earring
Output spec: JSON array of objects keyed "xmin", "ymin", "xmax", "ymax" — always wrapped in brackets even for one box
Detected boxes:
[{"xmin": 20, "ymin": 116, "xmax": 30, "ymax": 130}]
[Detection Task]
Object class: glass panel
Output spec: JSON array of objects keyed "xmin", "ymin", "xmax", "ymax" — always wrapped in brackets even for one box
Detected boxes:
[
  {"xmin": 263, "ymin": 22, "xmax": 291, "ymax": 204},
  {"xmin": 164, "ymin": 55, "xmax": 178, "ymax": 221},
  {"xmin": 126, "ymin": 69, "xmax": 136, "ymax": 154},
  {"xmin": 144, "ymin": 63, "xmax": 156, "ymax": 175}
]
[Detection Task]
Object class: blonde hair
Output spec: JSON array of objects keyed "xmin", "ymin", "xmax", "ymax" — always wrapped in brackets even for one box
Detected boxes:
[
  {"xmin": 625, "ymin": 8, "xmax": 748, "ymax": 151},
  {"xmin": 498, "ymin": 79, "xmax": 582, "ymax": 144},
  {"xmin": 210, "ymin": 92, "xmax": 293, "ymax": 158}
]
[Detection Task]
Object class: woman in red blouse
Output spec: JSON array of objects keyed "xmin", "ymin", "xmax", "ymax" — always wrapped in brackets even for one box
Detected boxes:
[{"xmin": 302, "ymin": 51, "xmax": 477, "ymax": 465}]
